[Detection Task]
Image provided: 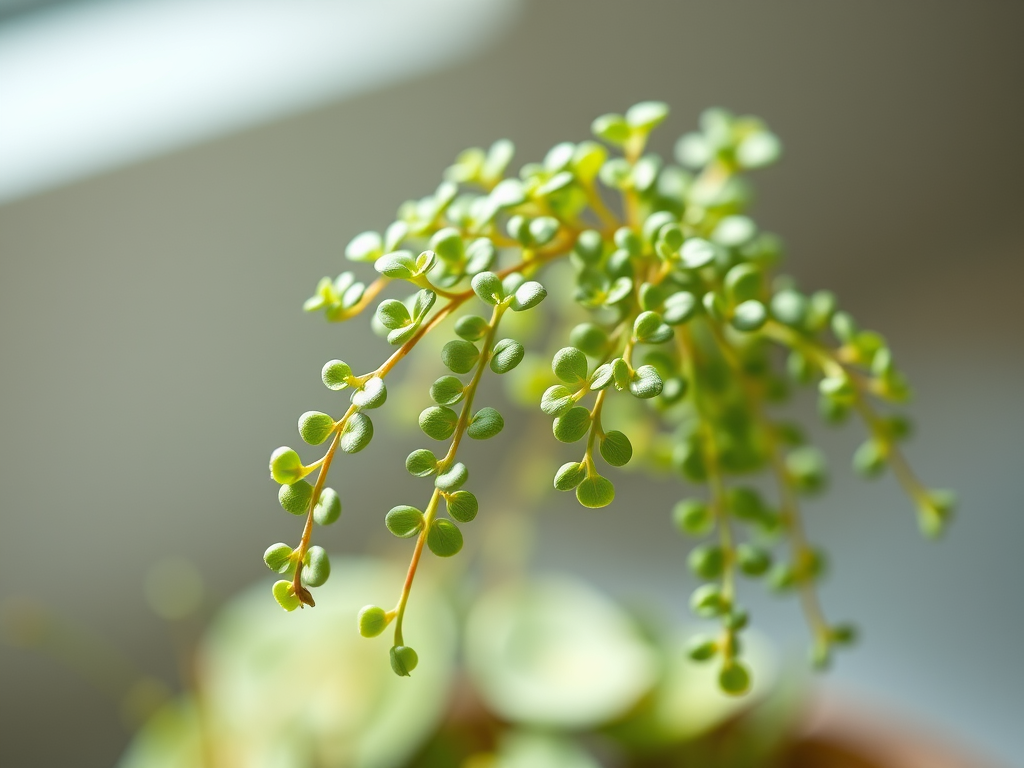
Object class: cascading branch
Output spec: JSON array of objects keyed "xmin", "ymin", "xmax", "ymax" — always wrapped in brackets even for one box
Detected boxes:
[{"xmin": 264, "ymin": 102, "xmax": 953, "ymax": 693}]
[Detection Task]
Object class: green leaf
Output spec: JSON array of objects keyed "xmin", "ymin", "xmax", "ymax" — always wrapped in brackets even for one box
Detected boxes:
[
  {"xmin": 572, "ymin": 141, "xmax": 607, "ymax": 182},
  {"xmin": 454, "ymin": 314, "xmax": 489, "ymax": 341},
  {"xmin": 272, "ymin": 580, "xmax": 300, "ymax": 612},
  {"xmin": 606, "ymin": 276, "xmax": 633, "ymax": 305},
  {"xmin": 626, "ymin": 101, "xmax": 669, "ymax": 132},
  {"xmin": 819, "ymin": 374, "xmax": 854, "ymax": 403},
  {"xmin": 688, "ymin": 544, "xmax": 725, "ymax": 579},
  {"xmin": 918, "ymin": 489, "xmax": 956, "ymax": 538},
  {"xmin": 510, "ymin": 281, "xmax": 547, "ymax": 312},
  {"xmin": 419, "ymin": 406, "xmax": 459, "ymax": 441},
  {"xmin": 301, "ymin": 546, "xmax": 330, "ymax": 587},
  {"xmin": 632, "ymin": 155, "xmax": 661, "ymax": 192},
  {"xmin": 339, "ymin": 412, "xmax": 374, "ymax": 453},
  {"xmin": 541, "ymin": 385, "xmax": 575, "ymax": 417},
  {"xmin": 589, "ymin": 363, "xmax": 614, "ymax": 391},
  {"xmin": 553, "ymin": 406, "xmax": 591, "ymax": 443},
  {"xmin": 599, "ymin": 431, "xmax": 633, "ymax": 467},
  {"xmin": 686, "ymin": 635, "xmax": 719, "ymax": 662},
  {"xmin": 724, "ymin": 263, "xmax": 762, "ymax": 303},
  {"xmin": 611, "ymin": 358, "xmax": 631, "ymax": 391},
  {"xmin": 675, "ymin": 132, "xmax": 710, "ymax": 168},
  {"xmin": 731, "ymin": 300, "xmax": 768, "ymax": 331},
  {"xmin": 442, "ymin": 340, "xmax": 480, "ymax": 374},
  {"xmin": 591, "ymin": 113, "xmax": 630, "ymax": 145},
  {"xmin": 269, "ymin": 447, "xmax": 305, "ymax": 485},
  {"xmin": 552, "ymin": 347, "xmax": 588, "ymax": 384},
  {"xmin": 468, "ymin": 407, "xmax": 504, "ymax": 439},
  {"xmin": 576, "ymin": 473, "xmax": 615, "ymax": 508},
  {"xmin": 427, "ymin": 519, "xmax": 463, "ymax": 557},
  {"xmin": 629, "ymin": 365, "xmax": 663, "ymax": 399},
  {"xmin": 298, "ymin": 411, "xmax": 335, "ymax": 445},
  {"xmin": 446, "ymin": 490, "xmax": 479, "ymax": 523},
  {"xmin": 374, "ymin": 250, "xmax": 418, "ymax": 279},
  {"xmin": 490, "ymin": 178, "xmax": 527, "ymax": 208},
  {"xmin": 771, "ymin": 289, "xmax": 809, "ymax": 328},
  {"xmin": 278, "ymin": 480, "xmax": 313, "ymax": 515},
  {"xmin": 390, "ymin": 645, "xmax": 419, "ymax": 677},
  {"xmin": 406, "ymin": 448, "xmax": 438, "ymax": 477},
  {"xmin": 679, "ymin": 238, "xmax": 717, "ymax": 269},
  {"xmin": 690, "ymin": 584, "xmax": 727, "ymax": 618},
  {"xmin": 435, "ymin": 462, "xmax": 468, "ymax": 491},
  {"xmin": 570, "ymin": 323, "xmax": 609, "ymax": 356},
  {"xmin": 483, "ymin": 139, "xmax": 515, "ymax": 183},
  {"xmin": 615, "ymin": 227, "xmax": 642, "ymax": 256},
  {"xmin": 358, "ymin": 605, "xmax": 389, "ymax": 638},
  {"xmin": 713, "ymin": 215, "xmax": 757, "ymax": 248},
  {"xmin": 853, "ymin": 439, "xmax": 887, "ymax": 478},
  {"xmin": 345, "ymin": 231, "xmax": 383, "ymax": 263},
  {"xmin": 736, "ymin": 130, "xmax": 781, "ymax": 169},
  {"xmin": 490, "ymin": 338, "xmax": 525, "ymax": 374},
  {"xmin": 352, "ymin": 377, "xmax": 387, "ymax": 409},
  {"xmin": 321, "ymin": 359, "xmax": 353, "ymax": 391},
  {"xmin": 376, "ymin": 299, "xmax": 411, "ymax": 330},
  {"xmin": 429, "ymin": 227, "xmax": 464, "ymax": 263},
  {"xmin": 385, "ymin": 505, "xmax": 424, "ymax": 538},
  {"xmin": 313, "ymin": 487, "xmax": 341, "ymax": 525},
  {"xmin": 465, "ymin": 238, "xmax": 496, "ymax": 274},
  {"xmin": 718, "ymin": 661, "xmax": 751, "ymax": 696},
  {"xmin": 633, "ymin": 311, "xmax": 673, "ymax": 344},
  {"xmin": 553, "ymin": 462, "xmax": 587, "ymax": 491},
  {"xmin": 263, "ymin": 543, "xmax": 293, "ymax": 573},
  {"xmin": 384, "ymin": 220, "xmax": 408, "ymax": 251},
  {"xmin": 727, "ymin": 486, "xmax": 766, "ymax": 522},
  {"xmin": 529, "ymin": 217, "xmax": 560, "ymax": 246},
  {"xmin": 673, "ymin": 499, "xmax": 712, "ymax": 535},
  {"xmin": 737, "ymin": 544, "xmax": 772, "ymax": 576},
  {"xmin": 662, "ymin": 291, "xmax": 698, "ymax": 326},
  {"xmin": 471, "ymin": 271, "xmax": 504, "ymax": 305},
  {"xmin": 544, "ymin": 141, "xmax": 575, "ymax": 172},
  {"xmin": 430, "ymin": 375, "xmax": 465, "ymax": 406},
  {"xmin": 573, "ymin": 230, "xmax": 604, "ymax": 263},
  {"xmin": 786, "ymin": 447, "xmax": 828, "ymax": 494}
]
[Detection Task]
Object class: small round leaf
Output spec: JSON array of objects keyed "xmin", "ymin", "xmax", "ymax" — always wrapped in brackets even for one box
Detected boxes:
[
  {"xmin": 313, "ymin": 487, "xmax": 342, "ymax": 526},
  {"xmin": 576, "ymin": 474, "xmax": 615, "ymax": 508},
  {"xmin": 427, "ymin": 518, "xmax": 464, "ymax": 557},
  {"xmin": 298, "ymin": 411, "xmax": 335, "ymax": 445},
  {"xmin": 358, "ymin": 605, "xmax": 389, "ymax": 638},
  {"xmin": 599, "ymin": 430, "xmax": 633, "ymax": 467},
  {"xmin": 490, "ymin": 338, "xmax": 525, "ymax": 374},
  {"xmin": 385, "ymin": 505, "xmax": 424, "ymax": 538},
  {"xmin": 279, "ymin": 480, "xmax": 313, "ymax": 515},
  {"xmin": 553, "ymin": 406, "xmax": 591, "ymax": 443},
  {"xmin": 430, "ymin": 376, "xmax": 465, "ymax": 406},
  {"xmin": 554, "ymin": 462, "xmax": 587, "ymax": 491},
  {"xmin": 339, "ymin": 412, "xmax": 374, "ymax": 453},
  {"xmin": 301, "ymin": 546, "xmax": 330, "ymax": 587},
  {"xmin": 446, "ymin": 490, "xmax": 478, "ymax": 523},
  {"xmin": 269, "ymin": 447, "xmax": 305, "ymax": 485},
  {"xmin": 322, "ymin": 359, "xmax": 352, "ymax": 391},
  {"xmin": 468, "ymin": 407, "xmax": 504, "ymax": 439},
  {"xmin": 263, "ymin": 543, "xmax": 293, "ymax": 573},
  {"xmin": 442, "ymin": 340, "xmax": 480, "ymax": 374},
  {"xmin": 390, "ymin": 645, "xmax": 419, "ymax": 677},
  {"xmin": 552, "ymin": 347, "xmax": 588, "ymax": 384},
  {"xmin": 406, "ymin": 449, "xmax": 438, "ymax": 477},
  {"xmin": 435, "ymin": 462, "xmax": 469, "ymax": 491},
  {"xmin": 419, "ymin": 406, "xmax": 459, "ymax": 441}
]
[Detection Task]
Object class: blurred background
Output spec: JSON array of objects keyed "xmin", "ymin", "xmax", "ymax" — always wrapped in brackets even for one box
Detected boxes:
[{"xmin": 1, "ymin": 0, "xmax": 1022, "ymax": 765}]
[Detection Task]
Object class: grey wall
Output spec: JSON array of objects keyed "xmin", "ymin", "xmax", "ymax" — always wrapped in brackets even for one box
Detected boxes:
[{"xmin": 1, "ymin": 1, "xmax": 1022, "ymax": 765}]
